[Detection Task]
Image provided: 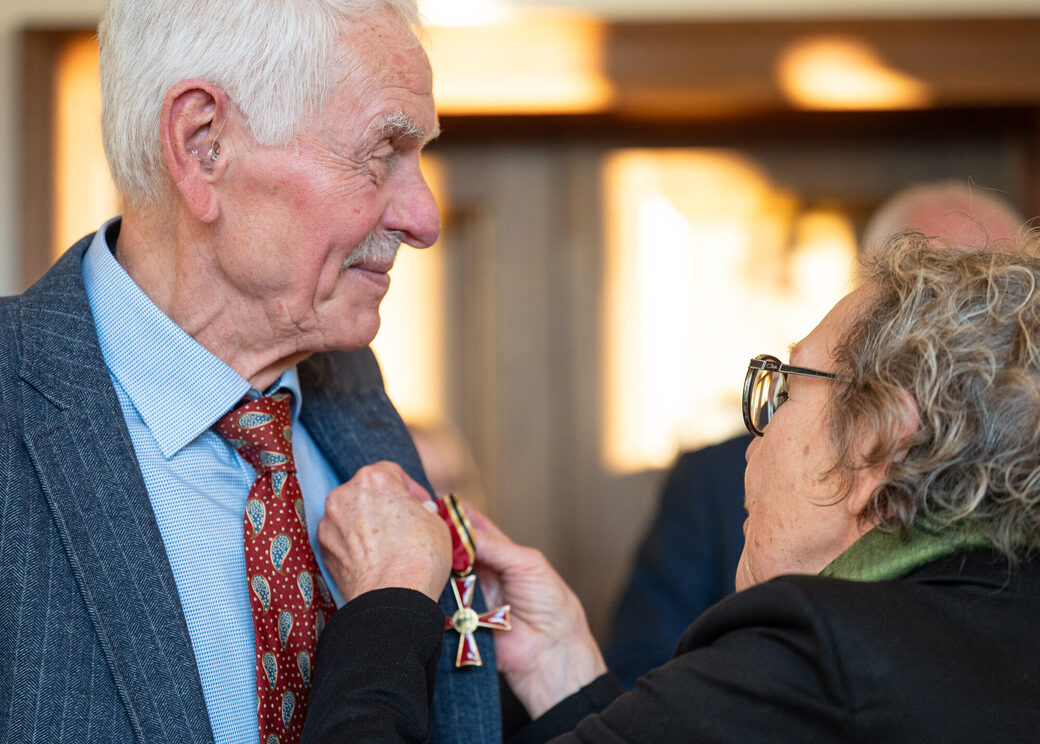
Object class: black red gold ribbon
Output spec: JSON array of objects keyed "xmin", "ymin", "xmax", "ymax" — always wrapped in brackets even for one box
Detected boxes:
[
  {"xmin": 433, "ymin": 494, "xmax": 511, "ymax": 667},
  {"xmin": 435, "ymin": 493, "xmax": 476, "ymax": 576}
]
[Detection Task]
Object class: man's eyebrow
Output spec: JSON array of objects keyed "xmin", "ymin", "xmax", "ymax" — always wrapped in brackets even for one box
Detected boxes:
[{"xmin": 378, "ymin": 110, "xmax": 441, "ymax": 146}]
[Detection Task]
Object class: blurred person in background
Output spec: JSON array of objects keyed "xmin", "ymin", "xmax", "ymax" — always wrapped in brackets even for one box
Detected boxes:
[
  {"xmin": 862, "ymin": 180, "xmax": 1024, "ymax": 252},
  {"xmin": 603, "ymin": 180, "xmax": 1028, "ymax": 688}
]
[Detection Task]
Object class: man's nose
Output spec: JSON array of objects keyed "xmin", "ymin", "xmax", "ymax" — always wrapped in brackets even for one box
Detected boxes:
[{"xmin": 384, "ymin": 163, "xmax": 441, "ymax": 249}]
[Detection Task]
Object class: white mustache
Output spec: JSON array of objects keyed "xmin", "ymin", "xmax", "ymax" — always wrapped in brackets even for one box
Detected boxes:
[{"xmin": 340, "ymin": 230, "xmax": 403, "ymax": 273}]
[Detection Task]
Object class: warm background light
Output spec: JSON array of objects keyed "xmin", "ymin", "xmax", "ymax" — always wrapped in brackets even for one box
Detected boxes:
[
  {"xmin": 602, "ymin": 150, "xmax": 857, "ymax": 472},
  {"xmin": 778, "ymin": 36, "xmax": 931, "ymax": 110},
  {"xmin": 371, "ymin": 156, "xmax": 448, "ymax": 428},
  {"xmin": 53, "ymin": 34, "xmax": 118, "ymax": 260},
  {"xmin": 422, "ymin": 0, "xmax": 511, "ymax": 26},
  {"xmin": 424, "ymin": 10, "xmax": 614, "ymax": 114}
]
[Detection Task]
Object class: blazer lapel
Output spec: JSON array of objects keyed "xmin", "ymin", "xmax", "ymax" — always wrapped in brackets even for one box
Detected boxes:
[
  {"xmin": 299, "ymin": 349, "xmax": 503, "ymax": 743},
  {"xmin": 298, "ymin": 350, "xmax": 432, "ymax": 492},
  {"xmin": 18, "ymin": 243, "xmax": 214, "ymax": 744}
]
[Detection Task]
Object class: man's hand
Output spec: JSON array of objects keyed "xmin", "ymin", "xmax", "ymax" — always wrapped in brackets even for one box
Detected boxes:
[
  {"xmin": 318, "ymin": 462, "xmax": 451, "ymax": 602},
  {"xmin": 467, "ymin": 506, "xmax": 607, "ymax": 719}
]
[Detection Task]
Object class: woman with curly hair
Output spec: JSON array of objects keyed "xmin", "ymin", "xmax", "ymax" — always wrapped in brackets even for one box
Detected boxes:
[{"xmin": 304, "ymin": 232, "xmax": 1040, "ymax": 743}]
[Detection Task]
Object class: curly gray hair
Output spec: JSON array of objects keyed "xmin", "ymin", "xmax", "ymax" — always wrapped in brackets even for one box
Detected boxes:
[{"xmin": 829, "ymin": 231, "xmax": 1040, "ymax": 561}]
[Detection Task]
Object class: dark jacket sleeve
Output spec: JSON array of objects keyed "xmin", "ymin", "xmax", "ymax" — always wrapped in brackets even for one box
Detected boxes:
[
  {"xmin": 303, "ymin": 557, "xmax": 1040, "ymax": 744},
  {"xmin": 301, "ymin": 588, "xmax": 445, "ymax": 744},
  {"xmin": 507, "ymin": 578, "xmax": 857, "ymax": 744},
  {"xmin": 507, "ymin": 674, "xmax": 625, "ymax": 744}
]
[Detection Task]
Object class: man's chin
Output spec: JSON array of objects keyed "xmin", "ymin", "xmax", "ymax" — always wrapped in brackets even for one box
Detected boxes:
[{"xmin": 319, "ymin": 307, "xmax": 382, "ymax": 353}]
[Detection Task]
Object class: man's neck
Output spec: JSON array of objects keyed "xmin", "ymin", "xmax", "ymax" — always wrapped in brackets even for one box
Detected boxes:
[{"xmin": 115, "ymin": 211, "xmax": 311, "ymax": 390}]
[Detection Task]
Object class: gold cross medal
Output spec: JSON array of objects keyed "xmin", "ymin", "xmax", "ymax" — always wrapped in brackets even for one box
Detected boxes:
[{"xmin": 434, "ymin": 494, "xmax": 511, "ymax": 667}]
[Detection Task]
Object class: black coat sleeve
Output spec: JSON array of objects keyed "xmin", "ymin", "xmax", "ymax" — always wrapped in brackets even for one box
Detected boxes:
[
  {"xmin": 301, "ymin": 588, "xmax": 445, "ymax": 744},
  {"xmin": 508, "ymin": 578, "xmax": 859, "ymax": 744}
]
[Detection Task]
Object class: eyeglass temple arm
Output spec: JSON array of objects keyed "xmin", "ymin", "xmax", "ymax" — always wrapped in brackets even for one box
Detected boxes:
[{"xmin": 748, "ymin": 357, "xmax": 847, "ymax": 381}]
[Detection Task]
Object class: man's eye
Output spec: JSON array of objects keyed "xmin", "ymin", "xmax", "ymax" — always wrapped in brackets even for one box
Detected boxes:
[{"xmin": 368, "ymin": 149, "xmax": 397, "ymax": 179}]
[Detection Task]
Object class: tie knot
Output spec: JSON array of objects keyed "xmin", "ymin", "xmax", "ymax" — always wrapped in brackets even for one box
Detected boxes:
[{"xmin": 214, "ymin": 390, "xmax": 296, "ymax": 473}]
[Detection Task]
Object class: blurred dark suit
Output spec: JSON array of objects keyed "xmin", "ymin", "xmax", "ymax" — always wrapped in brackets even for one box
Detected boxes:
[{"xmin": 604, "ymin": 434, "xmax": 751, "ymax": 688}]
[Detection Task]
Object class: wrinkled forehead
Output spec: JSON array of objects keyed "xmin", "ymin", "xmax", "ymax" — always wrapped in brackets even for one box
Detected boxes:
[
  {"xmin": 331, "ymin": 13, "xmax": 436, "ymax": 116},
  {"xmin": 333, "ymin": 8, "xmax": 428, "ymax": 82}
]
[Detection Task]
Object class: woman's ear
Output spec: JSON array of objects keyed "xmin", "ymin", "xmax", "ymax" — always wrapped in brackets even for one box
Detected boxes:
[
  {"xmin": 160, "ymin": 78, "xmax": 231, "ymax": 223},
  {"xmin": 845, "ymin": 387, "xmax": 920, "ymax": 518},
  {"xmin": 891, "ymin": 388, "xmax": 921, "ymax": 463}
]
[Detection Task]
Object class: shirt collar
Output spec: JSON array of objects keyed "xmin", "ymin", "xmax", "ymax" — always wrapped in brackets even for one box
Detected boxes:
[{"xmin": 82, "ymin": 217, "xmax": 304, "ymax": 459}]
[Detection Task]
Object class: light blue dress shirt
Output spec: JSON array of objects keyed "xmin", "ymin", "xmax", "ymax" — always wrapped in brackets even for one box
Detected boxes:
[{"xmin": 82, "ymin": 218, "xmax": 347, "ymax": 744}]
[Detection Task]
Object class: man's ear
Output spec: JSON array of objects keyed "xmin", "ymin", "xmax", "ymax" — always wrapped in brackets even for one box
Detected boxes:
[{"xmin": 160, "ymin": 78, "xmax": 231, "ymax": 223}]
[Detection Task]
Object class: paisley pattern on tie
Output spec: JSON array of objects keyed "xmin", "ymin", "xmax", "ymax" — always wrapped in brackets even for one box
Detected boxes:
[
  {"xmin": 270, "ymin": 535, "xmax": 291, "ymax": 573},
  {"xmin": 278, "ymin": 611, "xmax": 293, "ymax": 648},
  {"xmin": 282, "ymin": 691, "xmax": 296, "ymax": 729},
  {"xmin": 297, "ymin": 571, "xmax": 314, "ymax": 608},
  {"xmin": 252, "ymin": 575, "xmax": 272, "ymax": 614},
  {"xmin": 214, "ymin": 392, "xmax": 335, "ymax": 744},
  {"xmin": 262, "ymin": 652, "xmax": 278, "ymax": 689},
  {"xmin": 297, "ymin": 651, "xmax": 311, "ymax": 687},
  {"xmin": 246, "ymin": 499, "xmax": 267, "ymax": 538}
]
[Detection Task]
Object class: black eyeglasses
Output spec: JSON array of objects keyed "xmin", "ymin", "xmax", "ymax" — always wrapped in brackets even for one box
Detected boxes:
[{"xmin": 742, "ymin": 354, "xmax": 849, "ymax": 436}]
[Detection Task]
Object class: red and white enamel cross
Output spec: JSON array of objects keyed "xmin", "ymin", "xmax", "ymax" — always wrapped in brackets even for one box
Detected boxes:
[
  {"xmin": 434, "ymin": 494, "xmax": 511, "ymax": 667},
  {"xmin": 444, "ymin": 574, "xmax": 512, "ymax": 667}
]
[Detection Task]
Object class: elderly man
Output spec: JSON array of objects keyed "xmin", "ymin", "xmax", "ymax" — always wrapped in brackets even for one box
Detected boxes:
[
  {"xmin": 308, "ymin": 234, "xmax": 1040, "ymax": 741},
  {"xmin": 862, "ymin": 179, "xmax": 1024, "ymax": 251},
  {"xmin": 0, "ymin": 1, "xmax": 499, "ymax": 743}
]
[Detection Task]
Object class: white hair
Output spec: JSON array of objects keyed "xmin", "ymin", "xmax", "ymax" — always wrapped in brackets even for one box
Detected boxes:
[{"xmin": 98, "ymin": 0, "xmax": 421, "ymax": 207}]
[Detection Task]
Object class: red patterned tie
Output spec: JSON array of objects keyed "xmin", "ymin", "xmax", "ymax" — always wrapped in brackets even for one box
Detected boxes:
[{"xmin": 214, "ymin": 391, "xmax": 335, "ymax": 744}]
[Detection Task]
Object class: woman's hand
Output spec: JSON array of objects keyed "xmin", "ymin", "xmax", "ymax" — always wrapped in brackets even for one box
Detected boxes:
[
  {"xmin": 318, "ymin": 462, "xmax": 451, "ymax": 602},
  {"xmin": 467, "ymin": 506, "xmax": 607, "ymax": 719}
]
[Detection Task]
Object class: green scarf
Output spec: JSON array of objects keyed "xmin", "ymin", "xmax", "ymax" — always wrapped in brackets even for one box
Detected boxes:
[{"xmin": 822, "ymin": 524, "xmax": 993, "ymax": 582}]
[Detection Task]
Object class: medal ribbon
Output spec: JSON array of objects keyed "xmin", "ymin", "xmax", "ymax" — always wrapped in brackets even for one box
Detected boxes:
[
  {"xmin": 433, "ymin": 494, "xmax": 511, "ymax": 667},
  {"xmin": 435, "ymin": 493, "xmax": 476, "ymax": 575}
]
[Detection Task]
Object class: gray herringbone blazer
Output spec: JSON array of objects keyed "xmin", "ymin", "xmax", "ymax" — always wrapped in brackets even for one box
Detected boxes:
[{"xmin": 0, "ymin": 235, "xmax": 500, "ymax": 743}]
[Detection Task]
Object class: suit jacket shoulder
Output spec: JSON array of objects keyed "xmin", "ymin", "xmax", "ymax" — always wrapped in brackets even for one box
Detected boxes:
[
  {"xmin": 0, "ymin": 239, "xmax": 213, "ymax": 744},
  {"xmin": 0, "ymin": 241, "xmax": 501, "ymax": 744}
]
